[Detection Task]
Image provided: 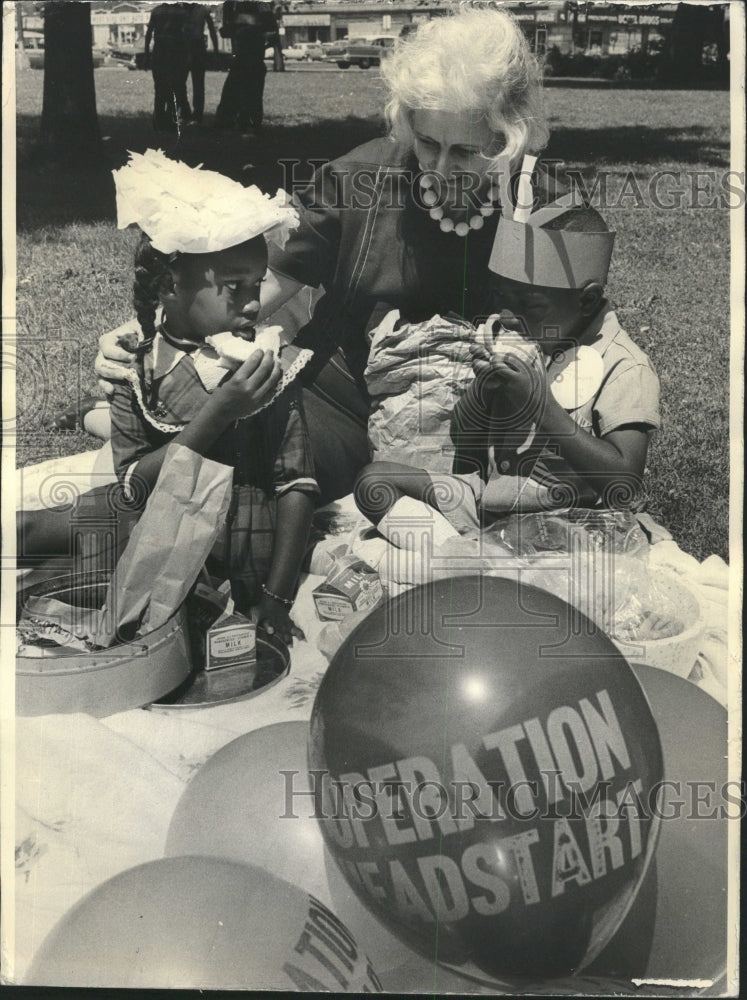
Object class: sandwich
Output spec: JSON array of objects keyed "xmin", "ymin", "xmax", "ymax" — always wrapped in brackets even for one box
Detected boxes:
[
  {"xmin": 206, "ymin": 325, "xmax": 283, "ymax": 369},
  {"xmin": 479, "ymin": 314, "xmax": 542, "ymax": 368}
]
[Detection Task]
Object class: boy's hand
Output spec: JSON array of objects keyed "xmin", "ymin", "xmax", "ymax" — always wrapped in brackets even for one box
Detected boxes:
[
  {"xmin": 489, "ymin": 352, "xmax": 548, "ymax": 412},
  {"xmin": 256, "ymin": 595, "xmax": 305, "ymax": 646},
  {"xmin": 471, "ymin": 346, "xmax": 548, "ymax": 415},
  {"xmin": 469, "ymin": 342, "xmax": 494, "ymax": 378},
  {"xmin": 211, "ymin": 349, "xmax": 282, "ymax": 423}
]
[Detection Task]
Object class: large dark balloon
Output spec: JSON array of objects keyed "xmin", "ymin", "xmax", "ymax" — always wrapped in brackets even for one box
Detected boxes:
[
  {"xmin": 26, "ymin": 857, "xmax": 382, "ymax": 991},
  {"xmin": 309, "ymin": 576, "xmax": 663, "ymax": 981}
]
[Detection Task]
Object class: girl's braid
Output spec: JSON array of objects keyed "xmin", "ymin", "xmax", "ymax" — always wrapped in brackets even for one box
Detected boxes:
[{"xmin": 132, "ymin": 231, "xmax": 173, "ymax": 354}]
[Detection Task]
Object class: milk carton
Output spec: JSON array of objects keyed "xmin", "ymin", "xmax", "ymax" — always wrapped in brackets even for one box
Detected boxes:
[
  {"xmin": 205, "ymin": 611, "xmax": 257, "ymax": 671},
  {"xmin": 313, "ymin": 551, "xmax": 384, "ymax": 622},
  {"xmin": 188, "ymin": 582, "xmax": 256, "ymax": 672}
]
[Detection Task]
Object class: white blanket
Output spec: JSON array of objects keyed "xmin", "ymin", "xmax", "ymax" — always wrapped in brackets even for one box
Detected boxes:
[
  {"xmin": 315, "ymin": 496, "xmax": 730, "ymax": 706},
  {"xmin": 12, "ymin": 571, "xmax": 331, "ymax": 983},
  {"xmin": 11, "ymin": 483, "xmax": 731, "ymax": 986}
]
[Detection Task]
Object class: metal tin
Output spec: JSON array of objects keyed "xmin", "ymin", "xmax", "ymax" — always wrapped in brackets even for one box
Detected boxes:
[
  {"xmin": 16, "ymin": 571, "xmax": 193, "ymax": 718},
  {"xmin": 150, "ymin": 631, "xmax": 290, "ymax": 711}
]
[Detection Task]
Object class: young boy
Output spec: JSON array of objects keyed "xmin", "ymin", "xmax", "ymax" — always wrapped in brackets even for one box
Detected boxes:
[{"xmin": 354, "ymin": 196, "xmax": 660, "ymax": 545}]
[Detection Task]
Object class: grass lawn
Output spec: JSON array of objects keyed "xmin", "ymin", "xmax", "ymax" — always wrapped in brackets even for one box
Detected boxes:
[{"xmin": 14, "ymin": 67, "xmax": 732, "ymax": 560}]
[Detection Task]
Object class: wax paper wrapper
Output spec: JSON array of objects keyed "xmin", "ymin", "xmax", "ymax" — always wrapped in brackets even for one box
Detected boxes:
[
  {"xmin": 96, "ymin": 444, "xmax": 233, "ymax": 646},
  {"xmin": 484, "ymin": 510, "xmax": 686, "ymax": 642},
  {"xmin": 365, "ymin": 311, "xmax": 476, "ymax": 473},
  {"xmin": 17, "ymin": 596, "xmax": 102, "ymax": 656}
]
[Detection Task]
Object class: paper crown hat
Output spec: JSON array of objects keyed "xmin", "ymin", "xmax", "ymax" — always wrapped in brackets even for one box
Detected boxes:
[
  {"xmin": 488, "ymin": 154, "xmax": 615, "ymax": 289},
  {"xmin": 113, "ymin": 149, "xmax": 299, "ymax": 255}
]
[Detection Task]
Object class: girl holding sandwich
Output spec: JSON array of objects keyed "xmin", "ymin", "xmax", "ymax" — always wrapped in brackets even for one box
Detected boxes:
[{"xmin": 23, "ymin": 151, "xmax": 318, "ymax": 645}]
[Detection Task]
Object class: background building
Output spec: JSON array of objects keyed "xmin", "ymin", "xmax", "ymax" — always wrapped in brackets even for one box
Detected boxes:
[
  {"xmin": 90, "ymin": 2, "xmax": 150, "ymax": 49},
  {"xmin": 16, "ymin": 1, "xmax": 682, "ymax": 60},
  {"xmin": 268, "ymin": 2, "xmax": 679, "ymax": 54}
]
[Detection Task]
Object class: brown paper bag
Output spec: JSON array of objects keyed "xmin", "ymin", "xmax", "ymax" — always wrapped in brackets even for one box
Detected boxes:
[{"xmin": 96, "ymin": 444, "xmax": 233, "ymax": 646}]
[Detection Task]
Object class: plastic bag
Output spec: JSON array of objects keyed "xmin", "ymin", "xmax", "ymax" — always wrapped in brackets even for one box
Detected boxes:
[
  {"xmin": 484, "ymin": 510, "xmax": 686, "ymax": 642},
  {"xmin": 489, "ymin": 508, "xmax": 648, "ymax": 560}
]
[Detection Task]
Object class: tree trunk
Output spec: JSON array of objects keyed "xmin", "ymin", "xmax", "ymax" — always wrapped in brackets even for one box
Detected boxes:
[
  {"xmin": 17, "ymin": 3, "xmax": 25, "ymax": 49},
  {"xmin": 658, "ymin": 4, "xmax": 708, "ymax": 84},
  {"xmin": 41, "ymin": 1, "xmax": 102, "ymax": 159}
]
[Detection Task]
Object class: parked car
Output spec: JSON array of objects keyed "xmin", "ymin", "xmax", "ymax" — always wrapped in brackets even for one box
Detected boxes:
[
  {"xmin": 282, "ymin": 42, "xmax": 324, "ymax": 61},
  {"xmin": 323, "ymin": 37, "xmax": 366, "ymax": 67},
  {"xmin": 329, "ymin": 35, "xmax": 397, "ymax": 69},
  {"xmin": 17, "ymin": 34, "xmax": 106, "ymax": 70}
]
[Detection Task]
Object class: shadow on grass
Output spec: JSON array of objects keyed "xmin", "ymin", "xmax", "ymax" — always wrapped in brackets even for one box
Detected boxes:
[
  {"xmin": 546, "ymin": 124, "xmax": 729, "ymax": 168},
  {"xmin": 17, "ymin": 110, "xmax": 729, "ymax": 232},
  {"xmin": 16, "ymin": 111, "xmax": 387, "ymax": 232}
]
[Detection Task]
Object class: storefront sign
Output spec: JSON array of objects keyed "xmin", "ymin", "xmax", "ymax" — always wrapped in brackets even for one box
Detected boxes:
[
  {"xmin": 576, "ymin": 9, "xmax": 671, "ymax": 25},
  {"xmin": 91, "ymin": 11, "xmax": 150, "ymax": 25},
  {"xmin": 283, "ymin": 14, "xmax": 331, "ymax": 27}
]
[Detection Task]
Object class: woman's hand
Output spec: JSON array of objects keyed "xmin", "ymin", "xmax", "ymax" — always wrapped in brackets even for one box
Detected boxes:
[
  {"xmin": 95, "ymin": 326, "xmax": 140, "ymax": 396},
  {"xmin": 209, "ymin": 349, "xmax": 282, "ymax": 423},
  {"xmin": 256, "ymin": 594, "xmax": 305, "ymax": 646}
]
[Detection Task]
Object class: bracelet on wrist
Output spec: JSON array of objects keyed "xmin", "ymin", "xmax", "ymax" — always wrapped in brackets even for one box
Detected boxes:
[{"xmin": 261, "ymin": 583, "xmax": 293, "ymax": 609}]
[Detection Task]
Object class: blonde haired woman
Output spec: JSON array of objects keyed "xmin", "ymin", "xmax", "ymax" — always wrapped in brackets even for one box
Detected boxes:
[{"xmin": 97, "ymin": 8, "xmax": 555, "ymax": 502}]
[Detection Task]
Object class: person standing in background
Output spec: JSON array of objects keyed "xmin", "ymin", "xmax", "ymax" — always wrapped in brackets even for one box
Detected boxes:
[
  {"xmin": 183, "ymin": 4, "xmax": 220, "ymax": 124},
  {"xmin": 144, "ymin": 2, "xmax": 190, "ymax": 132},
  {"xmin": 214, "ymin": 1, "xmax": 278, "ymax": 136},
  {"xmin": 268, "ymin": 2, "xmax": 285, "ymax": 73}
]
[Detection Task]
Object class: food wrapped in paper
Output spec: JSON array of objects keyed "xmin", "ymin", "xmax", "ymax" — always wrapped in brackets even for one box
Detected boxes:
[
  {"xmin": 95, "ymin": 444, "xmax": 233, "ymax": 646},
  {"xmin": 365, "ymin": 311, "xmax": 476, "ymax": 473}
]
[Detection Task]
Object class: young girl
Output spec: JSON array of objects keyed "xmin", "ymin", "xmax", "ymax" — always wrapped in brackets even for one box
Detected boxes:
[
  {"xmin": 107, "ymin": 150, "xmax": 318, "ymax": 644},
  {"xmin": 18, "ymin": 151, "xmax": 317, "ymax": 646}
]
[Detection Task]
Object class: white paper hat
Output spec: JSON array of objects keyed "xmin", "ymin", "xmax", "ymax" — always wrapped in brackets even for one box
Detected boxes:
[
  {"xmin": 488, "ymin": 154, "xmax": 615, "ymax": 289},
  {"xmin": 113, "ymin": 149, "xmax": 299, "ymax": 255}
]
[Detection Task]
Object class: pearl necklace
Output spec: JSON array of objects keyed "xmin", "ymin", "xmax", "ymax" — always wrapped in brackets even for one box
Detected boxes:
[{"xmin": 420, "ymin": 173, "xmax": 500, "ymax": 236}]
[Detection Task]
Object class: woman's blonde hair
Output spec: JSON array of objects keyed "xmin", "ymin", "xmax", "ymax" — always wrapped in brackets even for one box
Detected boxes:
[{"xmin": 381, "ymin": 7, "xmax": 549, "ymax": 170}]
